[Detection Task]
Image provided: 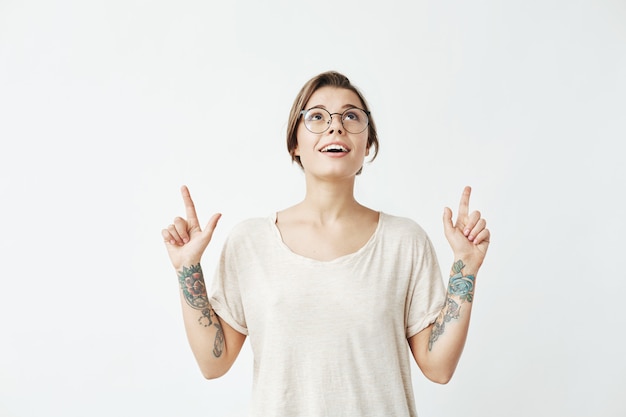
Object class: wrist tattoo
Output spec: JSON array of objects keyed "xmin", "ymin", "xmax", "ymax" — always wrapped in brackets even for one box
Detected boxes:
[
  {"xmin": 177, "ymin": 263, "xmax": 225, "ymax": 358},
  {"xmin": 448, "ymin": 260, "xmax": 475, "ymax": 302},
  {"xmin": 428, "ymin": 260, "xmax": 475, "ymax": 351},
  {"xmin": 178, "ymin": 263, "xmax": 210, "ymax": 309}
]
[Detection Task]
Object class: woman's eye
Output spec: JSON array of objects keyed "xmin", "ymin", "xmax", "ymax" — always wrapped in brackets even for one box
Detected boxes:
[
  {"xmin": 306, "ymin": 111, "xmax": 325, "ymax": 121},
  {"xmin": 344, "ymin": 111, "xmax": 358, "ymax": 121}
]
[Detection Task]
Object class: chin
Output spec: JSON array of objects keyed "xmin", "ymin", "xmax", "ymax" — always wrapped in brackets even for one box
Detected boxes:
[{"xmin": 308, "ymin": 167, "xmax": 361, "ymax": 181}]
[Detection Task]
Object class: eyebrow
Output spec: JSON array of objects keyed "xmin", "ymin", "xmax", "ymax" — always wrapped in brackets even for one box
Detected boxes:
[{"xmin": 308, "ymin": 103, "xmax": 361, "ymax": 110}]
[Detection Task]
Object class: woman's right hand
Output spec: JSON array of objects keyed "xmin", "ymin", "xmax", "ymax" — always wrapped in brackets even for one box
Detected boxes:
[{"xmin": 161, "ymin": 185, "xmax": 222, "ymax": 270}]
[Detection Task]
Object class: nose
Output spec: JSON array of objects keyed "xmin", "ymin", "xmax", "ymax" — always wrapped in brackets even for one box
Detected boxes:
[{"xmin": 327, "ymin": 113, "xmax": 344, "ymax": 134}]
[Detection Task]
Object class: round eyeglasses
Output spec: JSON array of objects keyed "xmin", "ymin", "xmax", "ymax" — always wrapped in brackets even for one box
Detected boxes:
[{"xmin": 300, "ymin": 107, "xmax": 370, "ymax": 134}]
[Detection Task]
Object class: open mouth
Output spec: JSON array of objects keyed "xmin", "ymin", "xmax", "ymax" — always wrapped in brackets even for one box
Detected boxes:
[{"xmin": 320, "ymin": 144, "xmax": 349, "ymax": 153}]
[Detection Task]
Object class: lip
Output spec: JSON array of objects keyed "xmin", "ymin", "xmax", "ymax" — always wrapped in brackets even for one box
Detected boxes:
[{"xmin": 317, "ymin": 141, "xmax": 352, "ymax": 153}]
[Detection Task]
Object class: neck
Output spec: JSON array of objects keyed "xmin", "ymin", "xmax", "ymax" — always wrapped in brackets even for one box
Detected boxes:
[{"xmin": 299, "ymin": 175, "xmax": 361, "ymax": 222}]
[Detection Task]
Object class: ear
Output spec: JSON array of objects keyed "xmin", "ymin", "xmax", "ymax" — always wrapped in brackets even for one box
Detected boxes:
[
  {"xmin": 365, "ymin": 144, "xmax": 370, "ymax": 157},
  {"xmin": 294, "ymin": 145, "xmax": 300, "ymax": 156}
]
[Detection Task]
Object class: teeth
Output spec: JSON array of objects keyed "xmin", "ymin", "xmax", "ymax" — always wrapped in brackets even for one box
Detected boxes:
[{"xmin": 321, "ymin": 144, "xmax": 348, "ymax": 152}]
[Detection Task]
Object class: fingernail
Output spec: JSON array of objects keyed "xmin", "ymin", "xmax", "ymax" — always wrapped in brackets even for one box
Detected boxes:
[
  {"xmin": 183, "ymin": 237, "xmax": 189, "ymax": 243},
  {"xmin": 464, "ymin": 228, "xmax": 470, "ymax": 236},
  {"xmin": 468, "ymin": 235, "xmax": 475, "ymax": 241}
]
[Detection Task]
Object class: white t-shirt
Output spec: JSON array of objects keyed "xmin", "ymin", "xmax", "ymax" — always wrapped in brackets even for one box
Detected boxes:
[{"xmin": 209, "ymin": 212, "xmax": 446, "ymax": 417}]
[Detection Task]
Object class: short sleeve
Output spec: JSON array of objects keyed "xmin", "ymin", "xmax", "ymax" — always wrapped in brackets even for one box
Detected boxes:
[
  {"xmin": 209, "ymin": 233, "xmax": 249, "ymax": 336},
  {"xmin": 405, "ymin": 234, "xmax": 446, "ymax": 338}
]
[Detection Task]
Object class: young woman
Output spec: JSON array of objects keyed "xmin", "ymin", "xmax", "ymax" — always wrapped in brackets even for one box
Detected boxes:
[{"xmin": 162, "ymin": 71, "xmax": 490, "ymax": 416}]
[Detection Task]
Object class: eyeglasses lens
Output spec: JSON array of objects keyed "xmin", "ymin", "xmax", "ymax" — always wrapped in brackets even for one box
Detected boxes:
[{"xmin": 303, "ymin": 108, "xmax": 369, "ymax": 134}]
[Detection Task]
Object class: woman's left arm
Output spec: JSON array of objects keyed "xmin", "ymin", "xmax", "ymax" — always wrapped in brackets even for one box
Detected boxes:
[{"xmin": 409, "ymin": 186, "xmax": 490, "ymax": 384}]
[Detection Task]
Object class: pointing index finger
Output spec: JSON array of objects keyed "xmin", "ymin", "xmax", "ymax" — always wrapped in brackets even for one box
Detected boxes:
[
  {"xmin": 180, "ymin": 185, "xmax": 200, "ymax": 229},
  {"xmin": 458, "ymin": 186, "xmax": 472, "ymax": 219}
]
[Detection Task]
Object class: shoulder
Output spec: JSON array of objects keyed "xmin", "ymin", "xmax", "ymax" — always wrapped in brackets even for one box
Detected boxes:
[
  {"xmin": 380, "ymin": 212, "xmax": 429, "ymax": 240},
  {"xmin": 229, "ymin": 215, "xmax": 272, "ymax": 235},
  {"xmin": 225, "ymin": 215, "xmax": 275, "ymax": 244},
  {"xmin": 378, "ymin": 213, "xmax": 440, "ymax": 265}
]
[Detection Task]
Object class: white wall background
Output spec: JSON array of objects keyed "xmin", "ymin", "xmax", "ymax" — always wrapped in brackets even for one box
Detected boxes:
[{"xmin": 1, "ymin": 0, "xmax": 624, "ymax": 416}]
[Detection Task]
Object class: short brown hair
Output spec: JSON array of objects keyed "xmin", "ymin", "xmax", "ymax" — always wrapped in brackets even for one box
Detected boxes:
[{"xmin": 286, "ymin": 71, "xmax": 379, "ymax": 172}]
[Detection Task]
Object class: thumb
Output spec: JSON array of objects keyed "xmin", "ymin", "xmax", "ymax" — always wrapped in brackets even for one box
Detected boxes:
[
  {"xmin": 202, "ymin": 213, "xmax": 222, "ymax": 240},
  {"xmin": 443, "ymin": 207, "xmax": 455, "ymax": 236}
]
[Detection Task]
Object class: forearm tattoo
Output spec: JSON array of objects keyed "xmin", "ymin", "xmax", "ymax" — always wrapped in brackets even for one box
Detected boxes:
[
  {"xmin": 428, "ymin": 260, "xmax": 475, "ymax": 351},
  {"xmin": 177, "ymin": 263, "xmax": 225, "ymax": 358}
]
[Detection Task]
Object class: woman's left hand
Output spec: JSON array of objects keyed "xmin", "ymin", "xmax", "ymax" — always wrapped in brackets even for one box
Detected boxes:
[{"xmin": 443, "ymin": 186, "xmax": 490, "ymax": 268}]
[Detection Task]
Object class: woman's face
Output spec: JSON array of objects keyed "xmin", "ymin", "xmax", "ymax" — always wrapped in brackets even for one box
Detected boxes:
[{"xmin": 295, "ymin": 86, "xmax": 370, "ymax": 180}]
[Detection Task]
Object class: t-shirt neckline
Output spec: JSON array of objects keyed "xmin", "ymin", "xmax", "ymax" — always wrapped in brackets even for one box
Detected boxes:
[{"xmin": 268, "ymin": 211, "xmax": 385, "ymax": 265}]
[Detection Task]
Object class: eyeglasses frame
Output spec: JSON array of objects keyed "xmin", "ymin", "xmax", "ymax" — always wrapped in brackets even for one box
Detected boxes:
[{"xmin": 299, "ymin": 107, "xmax": 371, "ymax": 134}]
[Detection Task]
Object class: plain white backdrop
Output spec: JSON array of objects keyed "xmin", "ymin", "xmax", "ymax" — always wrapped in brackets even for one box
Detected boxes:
[{"xmin": 1, "ymin": 1, "xmax": 625, "ymax": 416}]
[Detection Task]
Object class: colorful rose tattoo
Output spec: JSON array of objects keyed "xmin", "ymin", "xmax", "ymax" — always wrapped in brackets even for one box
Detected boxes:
[
  {"xmin": 178, "ymin": 264, "xmax": 209, "ymax": 309},
  {"xmin": 448, "ymin": 260, "xmax": 475, "ymax": 302}
]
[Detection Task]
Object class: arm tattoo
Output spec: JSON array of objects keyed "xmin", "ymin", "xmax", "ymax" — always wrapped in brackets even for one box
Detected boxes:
[
  {"xmin": 428, "ymin": 260, "xmax": 475, "ymax": 351},
  {"xmin": 177, "ymin": 263, "xmax": 225, "ymax": 358},
  {"xmin": 213, "ymin": 321, "xmax": 224, "ymax": 357},
  {"xmin": 178, "ymin": 264, "xmax": 209, "ymax": 309},
  {"xmin": 448, "ymin": 260, "xmax": 475, "ymax": 302}
]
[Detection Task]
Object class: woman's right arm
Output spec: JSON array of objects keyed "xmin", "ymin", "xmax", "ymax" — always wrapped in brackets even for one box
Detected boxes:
[{"xmin": 162, "ymin": 185, "xmax": 246, "ymax": 379}]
